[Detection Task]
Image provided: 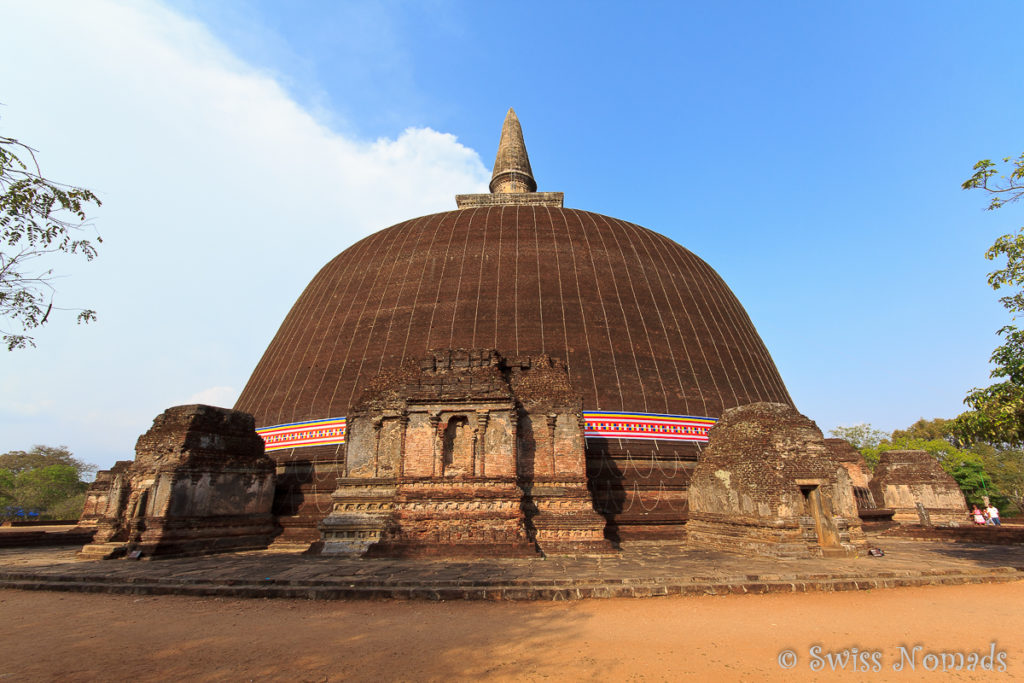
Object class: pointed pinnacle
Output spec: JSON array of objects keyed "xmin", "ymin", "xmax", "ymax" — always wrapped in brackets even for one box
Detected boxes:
[{"xmin": 489, "ymin": 108, "xmax": 537, "ymax": 194}]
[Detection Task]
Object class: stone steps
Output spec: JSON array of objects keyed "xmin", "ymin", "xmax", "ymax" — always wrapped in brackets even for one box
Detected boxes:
[{"xmin": 1, "ymin": 566, "xmax": 1019, "ymax": 601}]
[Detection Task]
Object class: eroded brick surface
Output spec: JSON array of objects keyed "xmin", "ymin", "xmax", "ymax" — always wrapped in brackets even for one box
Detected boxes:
[
  {"xmin": 319, "ymin": 350, "xmax": 612, "ymax": 557},
  {"xmin": 79, "ymin": 405, "xmax": 278, "ymax": 559},
  {"xmin": 869, "ymin": 450, "xmax": 969, "ymax": 526},
  {"xmin": 687, "ymin": 402, "xmax": 867, "ymax": 558}
]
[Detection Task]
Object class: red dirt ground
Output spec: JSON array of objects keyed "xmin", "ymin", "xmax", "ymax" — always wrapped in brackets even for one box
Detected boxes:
[{"xmin": 2, "ymin": 582, "xmax": 1022, "ymax": 681}]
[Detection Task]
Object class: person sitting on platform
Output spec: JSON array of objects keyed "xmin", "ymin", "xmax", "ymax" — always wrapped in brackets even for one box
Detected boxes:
[
  {"xmin": 986, "ymin": 504, "xmax": 1001, "ymax": 526},
  {"xmin": 971, "ymin": 505, "xmax": 986, "ymax": 525}
]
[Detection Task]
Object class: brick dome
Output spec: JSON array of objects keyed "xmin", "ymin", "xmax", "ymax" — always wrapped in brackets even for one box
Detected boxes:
[
  {"xmin": 234, "ymin": 109, "xmax": 793, "ymax": 542},
  {"xmin": 235, "ymin": 205, "xmax": 792, "ymax": 427}
]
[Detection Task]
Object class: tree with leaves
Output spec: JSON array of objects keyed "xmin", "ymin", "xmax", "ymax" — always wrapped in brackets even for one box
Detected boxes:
[
  {"xmin": 0, "ymin": 444, "xmax": 96, "ymax": 478},
  {"xmin": 955, "ymin": 153, "xmax": 1024, "ymax": 447},
  {"xmin": 891, "ymin": 417, "xmax": 956, "ymax": 444},
  {"xmin": 1, "ymin": 134, "xmax": 101, "ymax": 350},
  {"xmin": 828, "ymin": 423, "xmax": 889, "ymax": 452},
  {"xmin": 831, "ymin": 420, "xmax": 1010, "ymax": 511},
  {"xmin": 0, "ymin": 445, "xmax": 96, "ymax": 521}
]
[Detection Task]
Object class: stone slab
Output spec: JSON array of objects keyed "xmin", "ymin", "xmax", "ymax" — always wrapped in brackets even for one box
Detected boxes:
[{"xmin": 1, "ymin": 535, "xmax": 1022, "ymax": 601}]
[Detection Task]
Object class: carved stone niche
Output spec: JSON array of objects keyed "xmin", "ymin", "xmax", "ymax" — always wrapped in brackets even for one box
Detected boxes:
[
  {"xmin": 687, "ymin": 403, "xmax": 867, "ymax": 559},
  {"xmin": 317, "ymin": 349, "xmax": 614, "ymax": 557},
  {"xmin": 868, "ymin": 450, "xmax": 969, "ymax": 527},
  {"xmin": 78, "ymin": 405, "xmax": 278, "ymax": 560}
]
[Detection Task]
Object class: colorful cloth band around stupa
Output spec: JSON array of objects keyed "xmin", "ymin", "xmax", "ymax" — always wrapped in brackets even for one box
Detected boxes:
[
  {"xmin": 256, "ymin": 411, "xmax": 717, "ymax": 452},
  {"xmin": 258, "ymin": 417, "xmax": 347, "ymax": 452},
  {"xmin": 582, "ymin": 411, "xmax": 716, "ymax": 442}
]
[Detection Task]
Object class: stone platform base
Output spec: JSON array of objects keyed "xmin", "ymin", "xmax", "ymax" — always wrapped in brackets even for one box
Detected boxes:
[
  {"xmin": 686, "ymin": 516, "xmax": 863, "ymax": 559},
  {"xmin": 525, "ymin": 479, "xmax": 616, "ymax": 555},
  {"xmin": 80, "ymin": 515, "xmax": 279, "ymax": 560},
  {"xmin": 4, "ymin": 538, "xmax": 1022, "ymax": 601},
  {"xmin": 370, "ymin": 479, "xmax": 535, "ymax": 558},
  {"xmin": 882, "ymin": 524, "xmax": 1024, "ymax": 545}
]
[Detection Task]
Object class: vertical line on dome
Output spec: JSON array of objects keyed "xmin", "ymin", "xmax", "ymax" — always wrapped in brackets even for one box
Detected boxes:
[
  {"xmin": 397, "ymin": 212, "xmax": 448, "ymax": 370},
  {"xmin": 239, "ymin": 237, "xmax": 344, "ymax": 424},
  {"xmin": 423, "ymin": 209, "xmax": 461, "ymax": 351},
  {"xmin": 471, "ymin": 206, "xmax": 493, "ymax": 347},
  {"xmin": 322, "ymin": 221, "xmax": 406, "ymax": 416},
  {"xmin": 590, "ymin": 213, "xmax": 648, "ymax": 412},
  {"xmin": 546, "ymin": 206, "xmax": 570, "ymax": 366},
  {"xmin": 712, "ymin": 262, "xmax": 792, "ymax": 403},
  {"xmin": 342, "ymin": 212, "xmax": 420, "ymax": 411},
  {"xmin": 514, "ymin": 204, "xmax": 520, "ymax": 355},
  {"xmin": 373, "ymin": 214, "xmax": 429, "ymax": 379},
  {"xmin": 491, "ymin": 206, "xmax": 504, "ymax": 350},
  {"xmin": 563, "ymin": 210, "xmax": 601, "ymax": 408},
  {"xmin": 237, "ymin": 263, "xmax": 319, "ymax": 419},
  {"xmin": 684, "ymin": 252, "xmax": 751, "ymax": 404},
  {"xmin": 252, "ymin": 247, "xmax": 344, "ymax": 422},
  {"xmin": 282, "ymin": 232, "xmax": 376, "ymax": 422},
  {"xmin": 647, "ymin": 233, "xmax": 715, "ymax": 415},
  {"xmin": 531, "ymin": 205, "xmax": 545, "ymax": 353},
  {"xmin": 619, "ymin": 220, "xmax": 689, "ymax": 416},
  {"xmin": 447, "ymin": 207, "xmax": 474, "ymax": 349},
  {"xmin": 660, "ymin": 240, "xmax": 740, "ymax": 408},
  {"xmin": 575, "ymin": 211, "xmax": 624, "ymax": 409},
  {"xmin": 599, "ymin": 214, "xmax": 668, "ymax": 414},
  {"xmin": 697, "ymin": 259, "xmax": 774, "ymax": 403},
  {"xmin": 695, "ymin": 260, "xmax": 761, "ymax": 403}
]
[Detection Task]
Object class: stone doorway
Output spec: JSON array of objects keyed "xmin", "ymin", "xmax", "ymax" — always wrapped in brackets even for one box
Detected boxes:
[{"xmin": 800, "ymin": 484, "xmax": 840, "ymax": 549}]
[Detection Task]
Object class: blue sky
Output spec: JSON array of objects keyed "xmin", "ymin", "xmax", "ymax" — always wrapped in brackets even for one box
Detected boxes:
[{"xmin": 2, "ymin": 1, "xmax": 1023, "ymax": 471}]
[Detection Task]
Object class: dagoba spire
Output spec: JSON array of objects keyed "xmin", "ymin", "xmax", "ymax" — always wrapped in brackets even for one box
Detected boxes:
[
  {"xmin": 455, "ymin": 109, "xmax": 562, "ymax": 208},
  {"xmin": 489, "ymin": 108, "xmax": 537, "ymax": 194}
]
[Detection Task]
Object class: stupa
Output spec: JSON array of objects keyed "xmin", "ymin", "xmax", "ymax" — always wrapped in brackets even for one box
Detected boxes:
[{"xmin": 235, "ymin": 109, "xmax": 794, "ymax": 547}]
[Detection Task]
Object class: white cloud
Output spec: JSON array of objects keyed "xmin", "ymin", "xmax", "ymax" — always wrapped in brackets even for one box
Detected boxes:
[
  {"xmin": 182, "ymin": 386, "xmax": 239, "ymax": 407},
  {"xmin": 0, "ymin": 0, "xmax": 490, "ymax": 469}
]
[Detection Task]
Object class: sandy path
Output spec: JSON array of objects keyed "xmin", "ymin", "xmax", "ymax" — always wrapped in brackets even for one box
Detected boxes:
[{"xmin": 1, "ymin": 583, "xmax": 1022, "ymax": 681}]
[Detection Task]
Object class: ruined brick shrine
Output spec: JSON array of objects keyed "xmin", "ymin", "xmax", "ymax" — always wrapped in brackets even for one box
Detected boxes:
[
  {"xmin": 233, "ymin": 108, "xmax": 795, "ymax": 550},
  {"xmin": 78, "ymin": 405, "xmax": 277, "ymax": 559},
  {"xmin": 686, "ymin": 403, "xmax": 867, "ymax": 558},
  {"xmin": 869, "ymin": 450, "xmax": 969, "ymax": 526}
]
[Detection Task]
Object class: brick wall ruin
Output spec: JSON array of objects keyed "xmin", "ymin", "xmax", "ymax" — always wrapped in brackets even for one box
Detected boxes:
[
  {"xmin": 868, "ymin": 450, "xmax": 968, "ymax": 526},
  {"xmin": 687, "ymin": 403, "xmax": 866, "ymax": 558},
  {"xmin": 78, "ymin": 405, "xmax": 278, "ymax": 559}
]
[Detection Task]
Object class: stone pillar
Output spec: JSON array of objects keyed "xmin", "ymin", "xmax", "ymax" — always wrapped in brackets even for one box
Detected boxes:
[
  {"xmin": 372, "ymin": 417, "xmax": 383, "ymax": 477},
  {"xmin": 429, "ymin": 412, "xmax": 441, "ymax": 477},
  {"xmin": 546, "ymin": 413, "xmax": 558, "ymax": 476},
  {"xmin": 474, "ymin": 410, "xmax": 489, "ymax": 477},
  {"xmin": 398, "ymin": 413, "xmax": 409, "ymax": 478}
]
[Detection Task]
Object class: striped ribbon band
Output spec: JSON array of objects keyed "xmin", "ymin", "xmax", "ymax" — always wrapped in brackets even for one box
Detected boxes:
[
  {"xmin": 583, "ymin": 411, "xmax": 717, "ymax": 442},
  {"xmin": 256, "ymin": 411, "xmax": 718, "ymax": 451},
  {"xmin": 257, "ymin": 417, "xmax": 347, "ymax": 452}
]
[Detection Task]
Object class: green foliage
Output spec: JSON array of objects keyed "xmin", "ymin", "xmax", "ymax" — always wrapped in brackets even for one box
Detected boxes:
[
  {"xmin": 0, "ymin": 467, "xmax": 14, "ymax": 508},
  {"xmin": 46, "ymin": 492, "xmax": 87, "ymax": 521},
  {"xmin": 1, "ymin": 135, "xmax": 101, "ymax": 350},
  {"xmin": 12, "ymin": 465, "xmax": 87, "ymax": 512},
  {"xmin": 956, "ymin": 152, "xmax": 1024, "ymax": 447},
  {"xmin": 833, "ymin": 420, "xmax": 1012, "ymax": 510},
  {"xmin": 981, "ymin": 448, "xmax": 1024, "ymax": 515},
  {"xmin": 0, "ymin": 444, "xmax": 95, "ymax": 478},
  {"xmin": 863, "ymin": 436, "xmax": 999, "ymax": 507},
  {"xmin": 0, "ymin": 445, "xmax": 96, "ymax": 520},
  {"xmin": 828, "ymin": 423, "xmax": 889, "ymax": 451},
  {"xmin": 961, "ymin": 153, "xmax": 1024, "ymax": 211},
  {"xmin": 891, "ymin": 417, "xmax": 956, "ymax": 444}
]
